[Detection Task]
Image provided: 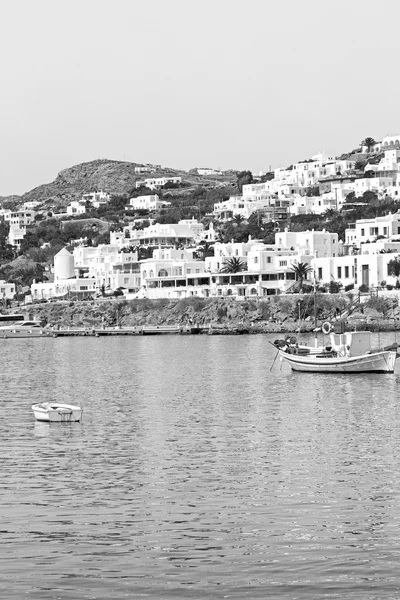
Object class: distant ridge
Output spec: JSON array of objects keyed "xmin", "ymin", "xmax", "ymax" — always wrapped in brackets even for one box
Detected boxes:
[{"xmin": 2, "ymin": 158, "xmax": 230, "ymax": 208}]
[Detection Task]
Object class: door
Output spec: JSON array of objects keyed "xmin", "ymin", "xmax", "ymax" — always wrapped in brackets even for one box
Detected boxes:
[{"xmin": 362, "ymin": 264, "xmax": 369, "ymax": 287}]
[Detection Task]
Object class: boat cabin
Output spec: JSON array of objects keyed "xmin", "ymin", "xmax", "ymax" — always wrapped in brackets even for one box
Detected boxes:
[{"xmin": 330, "ymin": 330, "xmax": 372, "ymax": 357}]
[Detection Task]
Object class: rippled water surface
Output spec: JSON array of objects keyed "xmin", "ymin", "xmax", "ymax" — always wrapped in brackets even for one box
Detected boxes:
[{"xmin": 1, "ymin": 333, "xmax": 400, "ymax": 599}]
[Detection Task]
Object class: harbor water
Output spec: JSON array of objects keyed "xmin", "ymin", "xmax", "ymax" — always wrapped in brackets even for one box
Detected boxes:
[{"xmin": 1, "ymin": 333, "xmax": 400, "ymax": 599}]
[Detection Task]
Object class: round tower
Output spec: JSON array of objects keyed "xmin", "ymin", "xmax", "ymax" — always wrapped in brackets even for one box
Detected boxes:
[{"xmin": 54, "ymin": 248, "xmax": 75, "ymax": 280}]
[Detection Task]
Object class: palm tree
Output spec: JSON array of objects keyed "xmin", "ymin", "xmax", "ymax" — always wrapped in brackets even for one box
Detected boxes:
[
  {"xmin": 290, "ymin": 261, "xmax": 313, "ymax": 293},
  {"xmin": 196, "ymin": 240, "xmax": 214, "ymax": 260},
  {"xmin": 232, "ymin": 214, "xmax": 245, "ymax": 226},
  {"xmin": 220, "ymin": 257, "xmax": 247, "ymax": 273},
  {"xmin": 361, "ymin": 137, "xmax": 376, "ymax": 152}
]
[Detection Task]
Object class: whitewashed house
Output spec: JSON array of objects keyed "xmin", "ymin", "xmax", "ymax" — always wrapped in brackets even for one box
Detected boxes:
[
  {"xmin": 135, "ymin": 176, "xmax": 182, "ymax": 190},
  {"xmin": 67, "ymin": 201, "xmax": 86, "ymax": 216},
  {"xmin": 129, "ymin": 194, "xmax": 166, "ymax": 211},
  {"xmin": 0, "ymin": 280, "xmax": 16, "ymax": 300}
]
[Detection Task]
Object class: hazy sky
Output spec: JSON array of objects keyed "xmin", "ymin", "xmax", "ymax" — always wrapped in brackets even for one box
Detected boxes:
[{"xmin": 1, "ymin": 0, "xmax": 399, "ymax": 195}]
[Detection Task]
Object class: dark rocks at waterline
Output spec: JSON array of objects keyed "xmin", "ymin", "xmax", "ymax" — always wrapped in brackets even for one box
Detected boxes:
[{"xmin": 7, "ymin": 296, "xmax": 400, "ymax": 334}]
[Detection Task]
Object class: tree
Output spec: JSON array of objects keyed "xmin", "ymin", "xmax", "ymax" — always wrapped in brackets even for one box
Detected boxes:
[
  {"xmin": 324, "ymin": 209, "xmax": 339, "ymax": 220},
  {"xmin": 362, "ymin": 191, "xmax": 379, "ymax": 204},
  {"xmin": 220, "ymin": 257, "xmax": 247, "ymax": 273},
  {"xmin": 354, "ymin": 160, "xmax": 366, "ymax": 171},
  {"xmin": 236, "ymin": 170, "xmax": 253, "ymax": 193},
  {"xmin": 361, "ymin": 137, "xmax": 376, "ymax": 152},
  {"xmin": 290, "ymin": 261, "xmax": 313, "ymax": 293},
  {"xmin": 196, "ymin": 240, "xmax": 214, "ymax": 260},
  {"xmin": 0, "ymin": 220, "xmax": 14, "ymax": 261},
  {"xmin": 232, "ymin": 214, "xmax": 245, "ymax": 226},
  {"xmin": 387, "ymin": 257, "xmax": 400, "ymax": 278},
  {"xmin": 305, "ymin": 185, "xmax": 320, "ymax": 197}
]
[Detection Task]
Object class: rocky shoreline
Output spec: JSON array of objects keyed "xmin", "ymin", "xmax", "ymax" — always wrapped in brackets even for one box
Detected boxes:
[{"xmin": 7, "ymin": 296, "xmax": 400, "ymax": 334}]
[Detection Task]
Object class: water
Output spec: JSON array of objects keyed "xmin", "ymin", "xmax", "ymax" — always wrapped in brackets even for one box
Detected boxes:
[{"xmin": 1, "ymin": 333, "xmax": 400, "ymax": 599}]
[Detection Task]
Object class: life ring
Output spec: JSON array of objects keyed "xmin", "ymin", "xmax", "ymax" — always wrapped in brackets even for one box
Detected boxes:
[{"xmin": 322, "ymin": 321, "xmax": 332, "ymax": 334}]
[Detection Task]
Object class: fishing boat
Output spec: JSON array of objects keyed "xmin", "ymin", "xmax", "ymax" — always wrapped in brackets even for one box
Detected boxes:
[
  {"xmin": 274, "ymin": 329, "xmax": 398, "ymax": 373},
  {"xmin": 32, "ymin": 402, "xmax": 83, "ymax": 422}
]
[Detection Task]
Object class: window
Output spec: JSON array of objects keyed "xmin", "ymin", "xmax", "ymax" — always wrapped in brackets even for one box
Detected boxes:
[
  {"xmin": 345, "ymin": 266, "xmax": 349, "ymax": 278},
  {"xmin": 318, "ymin": 268, "xmax": 322, "ymax": 279},
  {"xmin": 361, "ymin": 229, "xmax": 365, "ymax": 236},
  {"xmin": 254, "ymin": 256, "xmax": 258, "ymax": 264},
  {"xmin": 279, "ymin": 260, "xmax": 287, "ymax": 267},
  {"xmin": 267, "ymin": 257, "xmax": 271, "ymax": 263},
  {"xmin": 337, "ymin": 267, "xmax": 342, "ymax": 278}
]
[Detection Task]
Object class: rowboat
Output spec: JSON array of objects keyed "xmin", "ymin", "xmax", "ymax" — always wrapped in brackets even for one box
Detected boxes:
[
  {"xmin": 275, "ymin": 330, "xmax": 398, "ymax": 373},
  {"xmin": 32, "ymin": 402, "xmax": 83, "ymax": 422}
]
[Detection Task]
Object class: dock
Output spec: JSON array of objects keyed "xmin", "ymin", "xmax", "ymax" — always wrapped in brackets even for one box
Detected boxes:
[{"xmin": 51, "ymin": 325, "xmax": 202, "ymax": 337}]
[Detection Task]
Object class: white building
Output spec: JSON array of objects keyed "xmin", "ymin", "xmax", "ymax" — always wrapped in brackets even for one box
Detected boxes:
[
  {"xmin": 353, "ymin": 177, "xmax": 393, "ymax": 198},
  {"xmin": 73, "ymin": 244, "xmax": 141, "ymax": 291},
  {"xmin": 111, "ymin": 219, "xmax": 203, "ymax": 249},
  {"xmin": 275, "ymin": 229, "xmax": 340, "ymax": 258},
  {"xmin": 344, "ymin": 211, "xmax": 400, "ymax": 246},
  {"xmin": 135, "ymin": 176, "xmax": 182, "ymax": 190},
  {"xmin": 205, "ymin": 241, "xmax": 254, "ymax": 272},
  {"xmin": 2, "ymin": 209, "xmax": 36, "ymax": 248},
  {"xmin": 0, "ymin": 280, "xmax": 16, "ymax": 300},
  {"xmin": 82, "ymin": 190, "xmax": 111, "ymax": 208},
  {"xmin": 313, "ymin": 251, "xmax": 400, "ymax": 290},
  {"xmin": 129, "ymin": 194, "xmax": 165, "ymax": 211},
  {"xmin": 22, "ymin": 201, "xmax": 41, "ymax": 211},
  {"xmin": 3, "ymin": 209, "xmax": 36, "ymax": 227},
  {"xmin": 67, "ymin": 201, "xmax": 86, "ymax": 216},
  {"xmin": 134, "ymin": 165, "xmax": 154, "ymax": 174},
  {"xmin": 31, "ymin": 248, "xmax": 97, "ymax": 300},
  {"xmin": 288, "ymin": 195, "xmax": 337, "ymax": 216},
  {"xmin": 197, "ymin": 168, "xmax": 222, "ymax": 176}
]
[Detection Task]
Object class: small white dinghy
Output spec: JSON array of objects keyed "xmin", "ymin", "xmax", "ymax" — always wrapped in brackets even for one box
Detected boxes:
[{"xmin": 32, "ymin": 402, "xmax": 83, "ymax": 423}]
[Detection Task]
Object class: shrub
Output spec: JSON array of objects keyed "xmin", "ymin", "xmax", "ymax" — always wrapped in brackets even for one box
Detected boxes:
[
  {"xmin": 365, "ymin": 296, "xmax": 391, "ymax": 315},
  {"xmin": 329, "ymin": 281, "xmax": 342, "ymax": 294},
  {"xmin": 359, "ymin": 284, "xmax": 369, "ymax": 292},
  {"xmin": 344, "ymin": 283, "xmax": 354, "ymax": 292},
  {"xmin": 217, "ymin": 306, "xmax": 227, "ymax": 318}
]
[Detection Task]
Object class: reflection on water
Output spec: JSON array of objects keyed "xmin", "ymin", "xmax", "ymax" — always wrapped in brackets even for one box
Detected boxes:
[{"xmin": 1, "ymin": 334, "xmax": 400, "ymax": 599}]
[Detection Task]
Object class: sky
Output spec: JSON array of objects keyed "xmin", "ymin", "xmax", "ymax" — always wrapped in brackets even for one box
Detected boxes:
[{"xmin": 1, "ymin": 0, "xmax": 399, "ymax": 196}]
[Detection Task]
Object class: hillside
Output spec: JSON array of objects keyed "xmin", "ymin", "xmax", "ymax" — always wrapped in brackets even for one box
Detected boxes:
[{"xmin": 2, "ymin": 160, "xmax": 236, "ymax": 210}]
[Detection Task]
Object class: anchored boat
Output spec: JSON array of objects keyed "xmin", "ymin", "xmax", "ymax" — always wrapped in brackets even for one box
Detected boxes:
[{"xmin": 275, "ymin": 329, "xmax": 398, "ymax": 373}]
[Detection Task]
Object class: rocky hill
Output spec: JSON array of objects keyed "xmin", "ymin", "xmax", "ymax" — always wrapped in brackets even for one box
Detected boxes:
[
  {"xmin": 19, "ymin": 159, "xmax": 149, "ymax": 208},
  {"xmin": 2, "ymin": 159, "xmax": 236, "ymax": 210}
]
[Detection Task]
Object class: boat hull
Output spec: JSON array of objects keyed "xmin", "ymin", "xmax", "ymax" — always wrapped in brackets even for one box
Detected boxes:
[
  {"xmin": 279, "ymin": 350, "xmax": 397, "ymax": 373},
  {"xmin": 32, "ymin": 403, "xmax": 82, "ymax": 422},
  {"xmin": 1, "ymin": 329, "xmax": 51, "ymax": 338}
]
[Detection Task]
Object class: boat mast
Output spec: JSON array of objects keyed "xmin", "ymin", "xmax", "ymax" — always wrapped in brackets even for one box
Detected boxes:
[{"xmin": 313, "ymin": 271, "xmax": 318, "ymax": 348}]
